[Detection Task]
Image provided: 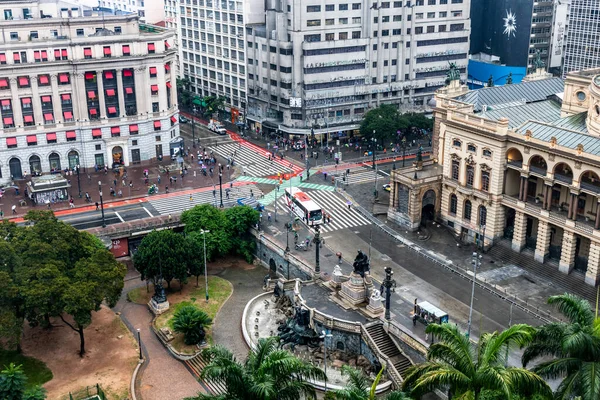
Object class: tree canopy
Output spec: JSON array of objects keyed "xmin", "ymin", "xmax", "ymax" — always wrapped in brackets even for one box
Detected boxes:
[
  {"xmin": 0, "ymin": 211, "xmax": 126, "ymax": 356},
  {"xmin": 403, "ymin": 323, "xmax": 552, "ymax": 400},
  {"xmin": 359, "ymin": 105, "xmax": 433, "ymax": 143},
  {"xmin": 0, "ymin": 363, "xmax": 46, "ymax": 400}
]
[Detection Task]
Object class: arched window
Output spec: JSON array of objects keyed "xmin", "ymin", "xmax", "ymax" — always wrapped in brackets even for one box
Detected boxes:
[
  {"xmin": 479, "ymin": 206, "xmax": 487, "ymax": 226},
  {"xmin": 481, "ymin": 171, "xmax": 490, "ymax": 191},
  {"xmin": 464, "ymin": 200, "xmax": 472, "ymax": 221},
  {"xmin": 466, "ymin": 165, "xmax": 475, "ymax": 187},
  {"xmin": 29, "ymin": 155, "xmax": 41, "ymax": 175},
  {"xmin": 452, "ymin": 160, "xmax": 460, "ymax": 180},
  {"xmin": 450, "ymin": 194, "xmax": 457, "ymax": 215}
]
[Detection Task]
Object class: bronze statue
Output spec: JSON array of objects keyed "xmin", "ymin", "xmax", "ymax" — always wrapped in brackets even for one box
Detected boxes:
[
  {"xmin": 533, "ymin": 50, "xmax": 545, "ymax": 69},
  {"xmin": 352, "ymin": 250, "xmax": 370, "ymax": 277},
  {"xmin": 152, "ymin": 280, "xmax": 167, "ymax": 303},
  {"xmin": 446, "ymin": 62, "xmax": 461, "ymax": 84}
]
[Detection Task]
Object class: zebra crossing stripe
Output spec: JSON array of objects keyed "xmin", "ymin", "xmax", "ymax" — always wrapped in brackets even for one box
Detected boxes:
[
  {"xmin": 148, "ymin": 185, "xmax": 263, "ymax": 215},
  {"xmin": 209, "ymin": 142, "xmax": 295, "ymax": 177}
]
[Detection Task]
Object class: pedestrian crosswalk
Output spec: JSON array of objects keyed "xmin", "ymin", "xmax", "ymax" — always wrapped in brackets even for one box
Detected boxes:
[
  {"xmin": 208, "ymin": 142, "xmax": 296, "ymax": 177},
  {"xmin": 273, "ymin": 189, "xmax": 371, "ymax": 233},
  {"xmin": 235, "ymin": 176, "xmax": 280, "ymax": 185},
  {"xmin": 147, "ymin": 184, "xmax": 263, "ymax": 215},
  {"xmin": 332, "ymin": 166, "xmax": 388, "ymax": 185},
  {"xmin": 298, "ymin": 182, "xmax": 336, "ymax": 191}
]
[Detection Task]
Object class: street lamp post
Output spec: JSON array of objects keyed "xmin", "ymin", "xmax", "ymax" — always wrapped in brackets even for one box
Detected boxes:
[
  {"xmin": 201, "ymin": 229, "xmax": 210, "ymax": 302},
  {"xmin": 372, "ymin": 132, "xmax": 376, "ymax": 169},
  {"xmin": 402, "ymin": 136, "xmax": 407, "ymax": 167},
  {"xmin": 393, "ymin": 157, "xmax": 396, "ymax": 171},
  {"xmin": 285, "ymin": 177, "xmax": 293, "ymax": 253},
  {"xmin": 320, "ymin": 330, "xmax": 333, "ymax": 392},
  {"xmin": 137, "ymin": 328, "xmax": 143, "ymax": 360},
  {"xmin": 75, "ymin": 164, "xmax": 82, "ymax": 198},
  {"xmin": 381, "ymin": 267, "xmax": 397, "ymax": 321},
  {"xmin": 192, "ymin": 107, "xmax": 197, "ymax": 148},
  {"xmin": 314, "ymin": 225, "xmax": 321, "ymax": 275},
  {"xmin": 218, "ymin": 164, "xmax": 223, "ymax": 208},
  {"xmin": 467, "ymin": 252, "xmax": 481, "ymax": 339},
  {"xmin": 98, "ymin": 181, "xmax": 106, "ymax": 228}
]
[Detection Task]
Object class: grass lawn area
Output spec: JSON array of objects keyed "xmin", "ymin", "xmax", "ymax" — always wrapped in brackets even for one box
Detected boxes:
[
  {"xmin": 0, "ymin": 350, "xmax": 53, "ymax": 389},
  {"xmin": 153, "ymin": 276, "xmax": 233, "ymax": 354}
]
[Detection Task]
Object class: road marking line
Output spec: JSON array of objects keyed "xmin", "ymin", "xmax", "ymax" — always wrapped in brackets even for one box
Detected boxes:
[
  {"xmin": 114, "ymin": 211, "xmax": 125, "ymax": 223},
  {"xmin": 379, "ymin": 170, "xmax": 390, "ymax": 176},
  {"xmin": 142, "ymin": 207, "xmax": 153, "ymax": 217}
]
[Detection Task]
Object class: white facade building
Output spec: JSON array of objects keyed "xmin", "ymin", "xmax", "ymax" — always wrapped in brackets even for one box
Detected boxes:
[
  {"xmin": 245, "ymin": 0, "xmax": 470, "ymax": 137},
  {"xmin": 176, "ymin": 0, "xmax": 249, "ymax": 120},
  {"xmin": 0, "ymin": 1, "xmax": 179, "ymax": 183},
  {"xmin": 562, "ymin": 0, "xmax": 600, "ymax": 77},
  {"xmin": 98, "ymin": 0, "xmax": 165, "ymax": 24}
]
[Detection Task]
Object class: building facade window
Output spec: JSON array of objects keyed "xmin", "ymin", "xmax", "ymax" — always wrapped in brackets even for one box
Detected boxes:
[
  {"xmin": 450, "ymin": 194, "xmax": 457, "ymax": 215},
  {"xmin": 464, "ymin": 200, "xmax": 472, "ymax": 221},
  {"xmin": 478, "ymin": 205, "xmax": 487, "ymax": 226},
  {"xmin": 452, "ymin": 160, "xmax": 460, "ymax": 180},
  {"xmin": 466, "ymin": 165, "xmax": 474, "ymax": 187},
  {"xmin": 481, "ymin": 170, "xmax": 490, "ymax": 191}
]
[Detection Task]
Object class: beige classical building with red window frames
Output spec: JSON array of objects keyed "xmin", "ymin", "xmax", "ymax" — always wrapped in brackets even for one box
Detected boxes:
[
  {"xmin": 388, "ymin": 67, "xmax": 600, "ymax": 287},
  {"xmin": 0, "ymin": 1, "xmax": 178, "ymax": 182}
]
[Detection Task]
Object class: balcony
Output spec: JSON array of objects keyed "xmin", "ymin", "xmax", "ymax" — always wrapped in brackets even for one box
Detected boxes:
[
  {"xmin": 581, "ymin": 181, "xmax": 600, "ymax": 195},
  {"xmin": 507, "ymin": 160, "xmax": 523, "ymax": 168},
  {"xmin": 529, "ymin": 165, "xmax": 547, "ymax": 176}
]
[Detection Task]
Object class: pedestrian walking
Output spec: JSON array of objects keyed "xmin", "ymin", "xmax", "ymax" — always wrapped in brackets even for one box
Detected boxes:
[
  {"xmin": 0, "ymin": 210, "xmax": 4, "ymax": 218},
  {"xmin": 95, "ymin": 202, "xmax": 99, "ymax": 210},
  {"xmin": 193, "ymin": 170, "xmax": 197, "ymax": 178},
  {"xmin": 267, "ymin": 212, "xmax": 272, "ymax": 222},
  {"xmin": 346, "ymin": 200, "xmax": 352, "ymax": 209},
  {"xmin": 11, "ymin": 205, "xmax": 16, "ymax": 214},
  {"xmin": 122, "ymin": 179, "xmax": 126, "ymax": 186},
  {"xmin": 69, "ymin": 198, "xmax": 74, "ymax": 208},
  {"xmin": 337, "ymin": 252, "xmax": 342, "ymax": 264},
  {"xmin": 157, "ymin": 175, "xmax": 161, "ymax": 184},
  {"xmin": 324, "ymin": 172, "xmax": 328, "ymax": 181}
]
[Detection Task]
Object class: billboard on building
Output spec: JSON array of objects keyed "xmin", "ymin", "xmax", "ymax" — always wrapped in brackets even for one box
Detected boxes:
[{"xmin": 470, "ymin": 0, "xmax": 534, "ymax": 68}]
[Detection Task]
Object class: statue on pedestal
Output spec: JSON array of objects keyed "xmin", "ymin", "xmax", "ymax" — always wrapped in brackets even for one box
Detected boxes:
[
  {"xmin": 352, "ymin": 250, "xmax": 370, "ymax": 278},
  {"xmin": 152, "ymin": 279, "xmax": 167, "ymax": 303}
]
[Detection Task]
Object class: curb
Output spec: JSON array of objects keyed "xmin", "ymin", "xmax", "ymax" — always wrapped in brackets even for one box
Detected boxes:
[{"xmin": 130, "ymin": 360, "xmax": 144, "ymax": 400}]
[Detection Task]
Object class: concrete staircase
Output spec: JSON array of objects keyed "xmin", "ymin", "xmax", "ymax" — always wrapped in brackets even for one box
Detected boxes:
[
  {"xmin": 489, "ymin": 240, "xmax": 596, "ymax": 304},
  {"xmin": 365, "ymin": 323, "xmax": 412, "ymax": 378},
  {"xmin": 184, "ymin": 354, "xmax": 227, "ymax": 395}
]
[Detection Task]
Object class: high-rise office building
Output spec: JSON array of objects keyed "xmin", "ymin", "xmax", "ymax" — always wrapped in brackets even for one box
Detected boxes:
[
  {"xmin": 245, "ymin": 0, "xmax": 471, "ymax": 138},
  {"xmin": 0, "ymin": 1, "xmax": 179, "ymax": 183},
  {"xmin": 176, "ymin": 0, "xmax": 249, "ymax": 121},
  {"xmin": 562, "ymin": 0, "xmax": 600, "ymax": 77}
]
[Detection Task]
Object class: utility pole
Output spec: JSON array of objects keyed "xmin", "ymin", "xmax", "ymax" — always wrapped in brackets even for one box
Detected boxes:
[
  {"xmin": 372, "ymin": 133, "xmax": 376, "ymax": 169},
  {"xmin": 314, "ymin": 225, "xmax": 321, "ymax": 275},
  {"xmin": 467, "ymin": 252, "xmax": 481, "ymax": 339},
  {"xmin": 381, "ymin": 267, "xmax": 397, "ymax": 321}
]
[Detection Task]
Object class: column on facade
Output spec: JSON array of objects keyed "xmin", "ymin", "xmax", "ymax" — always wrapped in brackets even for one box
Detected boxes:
[
  {"xmin": 567, "ymin": 192, "xmax": 574, "ymax": 219},
  {"xmin": 30, "ymin": 76, "xmax": 43, "ymax": 123},
  {"xmin": 158, "ymin": 67, "xmax": 168, "ymax": 112},
  {"xmin": 559, "ymin": 230, "xmax": 577, "ymax": 274},
  {"xmin": 511, "ymin": 210, "xmax": 528, "ymax": 252},
  {"xmin": 51, "ymin": 76, "xmax": 63, "ymax": 121},
  {"xmin": 115, "ymin": 69, "xmax": 125, "ymax": 117},
  {"xmin": 585, "ymin": 241, "xmax": 600, "ymax": 286},
  {"xmin": 518, "ymin": 176, "xmax": 524, "ymax": 201},
  {"xmin": 534, "ymin": 220, "xmax": 551, "ymax": 263},
  {"xmin": 595, "ymin": 200, "xmax": 600, "ymax": 230},
  {"xmin": 96, "ymin": 71, "xmax": 106, "ymax": 119},
  {"xmin": 72, "ymin": 73, "xmax": 87, "ymax": 122},
  {"xmin": 460, "ymin": 159, "xmax": 467, "ymax": 186},
  {"xmin": 10, "ymin": 82, "xmax": 23, "ymax": 126},
  {"xmin": 522, "ymin": 176, "xmax": 529, "ymax": 203},
  {"xmin": 569, "ymin": 192, "xmax": 578, "ymax": 221},
  {"xmin": 541, "ymin": 184, "xmax": 548, "ymax": 209},
  {"xmin": 134, "ymin": 68, "xmax": 147, "ymax": 115},
  {"xmin": 544, "ymin": 183, "xmax": 553, "ymax": 210}
]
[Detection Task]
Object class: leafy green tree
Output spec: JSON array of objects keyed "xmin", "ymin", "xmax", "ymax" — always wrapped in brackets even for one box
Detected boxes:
[
  {"xmin": 360, "ymin": 104, "xmax": 400, "ymax": 142},
  {"xmin": 186, "ymin": 337, "xmax": 326, "ymax": 400},
  {"xmin": 133, "ymin": 229, "xmax": 190, "ymax": 290},
  {"xmin": 182, "ymin": 205, "xmax": 232, "ymax": 259},
  {"xmin": 15, "ymin": 212, "xmax": 125, "ymax": 356},
  {"xmin": 186, "ymin": 234, "xmax": 206, "ymax": 287},
  {"xmin": 172, "ymin": 304, "xmax": 213, "ymax": 345},
  {"xmin": 59, "ymin": 250, "xmax": 126, "ymax": 356},
  {"xmin": 332, "ymin": 365, "xmax": 412, "ymax": 400},
  {"xmin": 0, "ymin": 363, "xmax": 46, "ymax": 400},
  {"xmin": 224, "ymin": 206, "xmax": 259, "ymax": 263},
  {"xmin": 402, "ymin": 323, "xmax": 552, "ymax": 400},
  {"xmin": 201, "ymin": 95, "xmax": 226, "ymax": 118},
  {"xmin": 176, "ymin": 77, "xmax": 192, "ymax": 108},
  {"xmin": 522, "ymin": 293, "xmax": 600, "ymax": 400}
]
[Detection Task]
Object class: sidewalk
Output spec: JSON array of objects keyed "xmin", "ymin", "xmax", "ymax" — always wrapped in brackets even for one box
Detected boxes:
[{"xmin": 2, "ymin": 151, "xmax": 232, "ymax": 219}]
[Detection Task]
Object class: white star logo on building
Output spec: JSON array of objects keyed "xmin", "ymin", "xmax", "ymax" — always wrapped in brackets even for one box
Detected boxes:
[{"xmin": 503, "ymin": 9, "xmax": 517, "ymax": 38}]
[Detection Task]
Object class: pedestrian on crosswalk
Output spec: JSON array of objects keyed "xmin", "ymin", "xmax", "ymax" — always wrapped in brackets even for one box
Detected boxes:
[
  {"xmin": 267, "ymin": 212, "xmax": 271, "ymax": 222},
  {"xmin": 347, "ymin": 200, "xmax": 352, "ymax": 209},
  {"xmin": 324, "ymin": 172, "xmax": 328, "ymax": 181}
]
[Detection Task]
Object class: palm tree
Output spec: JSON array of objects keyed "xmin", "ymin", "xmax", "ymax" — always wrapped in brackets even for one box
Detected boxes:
[
  {"xmin": 185, "ymin": 336, "xmax": 326, "ymax": 400},
  {"xmin": 331, "ymin": 365, "xmax": 412, "ymax": 400},
  {"xmin": 402, "ymin": 323, "xmax": 552, "ymax": 400},
  {"xmin": 522, "ymin": 293, "xmax": 600, "ymax": 400},
  {"xmin": 172, "ymin": 305, "xmax": 213, "ymax": 345}
]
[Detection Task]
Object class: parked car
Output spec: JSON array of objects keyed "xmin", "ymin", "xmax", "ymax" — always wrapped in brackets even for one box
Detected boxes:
[
  {"xmin": 208, "ymin": 119, "xmax": 227, "ymax": 135},
  {"xmin": 179, "ymin": 115, "xmax": 189, "ymax": 123},
  {"xmin": 383, "ymin": 184, "xmax": 391, "ymax": 192}
]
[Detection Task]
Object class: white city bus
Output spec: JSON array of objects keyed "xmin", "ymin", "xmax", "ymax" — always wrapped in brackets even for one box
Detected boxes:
[{"xmin": 285, "ymin": 187, "xmax": 323, "ymax": 227}]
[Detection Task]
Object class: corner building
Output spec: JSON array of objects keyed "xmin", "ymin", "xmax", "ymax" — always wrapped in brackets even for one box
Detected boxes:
[
  {"xmin": 0, "ymin": 3, "xmax": 179, "ymax": 183},
  {"xmin": 388, "ymin": 68, "xmax": 600, "ymax": 287},
  {"xmin": 245, "ymin": 0, "xmax": 471, "ymax": 137}
]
